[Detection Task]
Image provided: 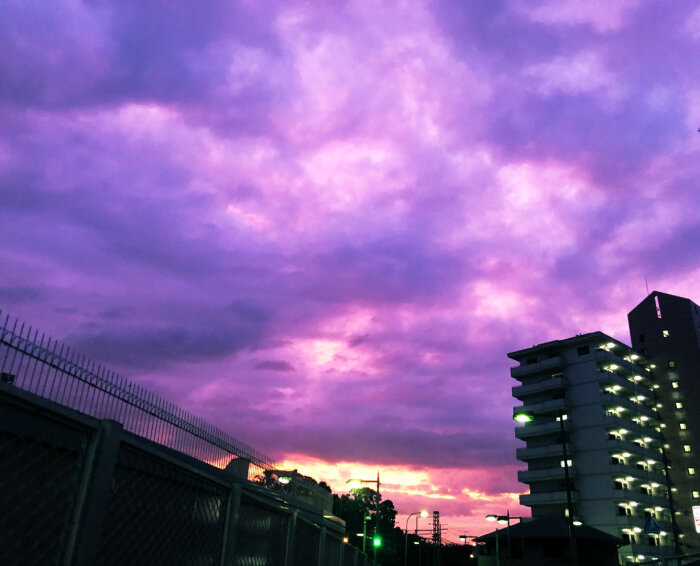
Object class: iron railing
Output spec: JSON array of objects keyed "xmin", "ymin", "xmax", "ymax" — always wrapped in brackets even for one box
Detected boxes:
[
  {"xmin": 1, "ymin": 383, "xmax": 374, "ymax": 566},
  {"xmin": 0, "ymin": 309, "xmax": 277, "ymax": 478}
]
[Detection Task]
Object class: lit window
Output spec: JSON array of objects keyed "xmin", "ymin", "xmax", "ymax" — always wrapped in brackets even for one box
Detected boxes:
[
  {"xmin": 662, "ymin": 330, "xmax": 670, "ymax": 337},
  {"xmin": 560, "ymin": 459, "xmax": 573, "ymax": 468},
  {"xmin": 676, "ymin": 402, "xmax": 684, "ymax": 409},
  {"xmin": 669, "ymin": 361, "xmax": 676, "ymax": 368},
  {"xmin": 689, "ymin": 468, "xmax": 696, "ymax": 476},
  {"xmin": 672, "ymin": 382, "xmax": 679, "ymax": 389},
  {"xmin": 680, "ymin": 423, "xmax": 688, "ymax": 430},
  {"xmin": 693, "ymin": 491, "xmax": 700, "ymax": 499},
  {"xmin": 684, "ymin": 445, "xmax": 692, "ymax": 453}
]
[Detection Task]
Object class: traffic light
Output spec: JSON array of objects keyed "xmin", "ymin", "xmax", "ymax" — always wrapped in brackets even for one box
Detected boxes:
[{"xmin": 373, "ymin": 536, "xmax": 382, "ymax": 547}]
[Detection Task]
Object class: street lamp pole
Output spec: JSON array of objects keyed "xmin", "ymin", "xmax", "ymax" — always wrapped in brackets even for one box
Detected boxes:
[
  {"xmin": 557, "ymin": 409, "xmax": 579, "ymax": 566},
  {"xmin": 514, "ymin": 409, "xmax": 579, "ymax": 566},
  {"xmin": 404, "ymin": 511, "xmax": 428, "ymax": 566},
  {"xmin": 485, "ymin": 512, "xmax": 528, "ymax": 566},
  {"xmin": 347, "ymin": 471, "xmax": 382, "ymax": 559},
  {"xmin": 459, "ymin": 534, "xmax": 476, "ymax": 566},
  {"xmin": 362, "ymin": 515, "xmax": 369, "ymax": 554}
]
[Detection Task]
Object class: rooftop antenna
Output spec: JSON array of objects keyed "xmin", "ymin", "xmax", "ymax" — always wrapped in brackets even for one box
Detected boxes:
[{"xmin": 645, "ymin": 278, "xmax": 649, "ymax": 295}]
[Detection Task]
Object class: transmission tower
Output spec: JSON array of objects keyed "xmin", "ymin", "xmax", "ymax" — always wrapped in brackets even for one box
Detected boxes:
[{"xmin": 432, "ymin": 511, "xmax": 442, "ymax": 566}]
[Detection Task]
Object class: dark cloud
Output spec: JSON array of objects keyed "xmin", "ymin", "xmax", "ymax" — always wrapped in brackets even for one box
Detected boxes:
[
  {"xmin": 67, "ymin": 306, "xmax": 272, "ymax": 370},
  {"xmin": 267, "ymin": 425, "xmax": 521, "ymax": 469},
  {"xmin": 301, "ymin": 239, "xmax": 466, "ymax": 305},
  {"xmin": 0, "ymin": 286, "xmax": 42, "ymax": 304}
]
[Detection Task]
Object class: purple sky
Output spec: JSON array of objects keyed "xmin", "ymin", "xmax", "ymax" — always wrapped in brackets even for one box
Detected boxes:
[{"xmin": 2, "ymin": 0, "xmax": 700, "ymax": 540}]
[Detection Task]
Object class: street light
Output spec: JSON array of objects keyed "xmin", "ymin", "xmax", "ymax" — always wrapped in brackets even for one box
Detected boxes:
[
  {"xmin": 484, "ymin": 512, "xmax": 526, "ymax": 566},
  {"xmin": 513, "ymin": 408, "xmax": 579, "ymax": 566},
  {"xmin": 359, "ymin": 515, "xmax": 371, "ymax": 554},
  {"xmin": 485, "ymin": 515, "xmax": 503, "ymax": 566},
  {"xmin": 404, "ymin": 510, "xmax": 428, "ymax": 566},
  {"xmin": 347, "ymin": 471, "xmax": 381, "ymax": 558},
  {"xmin": 459, "ymin": 534, "xmax": 477, "ymax": 565}
]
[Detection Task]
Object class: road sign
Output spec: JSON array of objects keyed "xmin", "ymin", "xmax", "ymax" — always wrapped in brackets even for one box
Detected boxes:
[
  {"xmin": 693, "ymin": 506, "xmax": 700, "ymax": 533},
  {"xmin": 644, "ymin": 516, "xmax": 660, "ymax": 534}
]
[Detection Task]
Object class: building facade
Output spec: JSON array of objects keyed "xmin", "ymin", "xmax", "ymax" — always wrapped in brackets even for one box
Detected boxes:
[
  {"xmin": 510, "ymin": 332, "xmax": 678, "ymax": 564},
  {"xmin": 628, "ymin": 291, "xmax": 700, "ymax": 551}
]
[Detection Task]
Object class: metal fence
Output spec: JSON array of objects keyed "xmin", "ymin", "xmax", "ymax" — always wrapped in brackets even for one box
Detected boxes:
[
  {"xmin": 0, "ymin": 310, "xmax": 276, "ymax": 479},
  {"xmin": 0, "ymin": 382, "xmax": 377, "ymax": 566}
]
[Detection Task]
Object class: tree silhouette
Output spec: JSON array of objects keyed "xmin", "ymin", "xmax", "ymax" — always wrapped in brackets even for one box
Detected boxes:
[{"xmin": 333, "ymin": 487, "xmax": 403, "ymax": 564}]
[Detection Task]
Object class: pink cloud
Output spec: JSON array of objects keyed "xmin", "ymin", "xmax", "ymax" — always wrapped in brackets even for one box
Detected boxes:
[{"xmin": 517, "ymin": 0, "xmax": 640, "ymax": 33}]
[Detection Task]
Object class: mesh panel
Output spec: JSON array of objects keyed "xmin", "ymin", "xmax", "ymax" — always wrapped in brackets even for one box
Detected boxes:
[
  {"xmin": 343, "ymin": 543, "xmax": 357, "ymax": 566},
  {"xmin": 293, "ymin": 519, "xmax": 320, "ymax": 566},
  {"xmin": 324, "ymin": 534, "xmax": 341, "ymax": 566},
  {"xmin": 232, "ymin": 496, "xmax": 289, "ymax": 566},
  {"xmin": 97, "ymin": 444, "xmax": 226, "ymax": 566},
  {"xmin": 0, "ymin": 410, "xmax": 86, "ymax": 566}
]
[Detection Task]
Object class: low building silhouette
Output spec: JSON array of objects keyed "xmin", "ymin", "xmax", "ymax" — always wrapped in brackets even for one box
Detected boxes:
[{"xmin": 475, "ymin": 516, "xmax": 622, "ymax": 566}]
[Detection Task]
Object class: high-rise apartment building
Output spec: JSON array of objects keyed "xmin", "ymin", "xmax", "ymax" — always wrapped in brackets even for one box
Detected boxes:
[
  {"xmin": 629, "ymin": 291, "xmax": 700, "ymax": 551},
  {"xmin": 510, "ymin": 332, "xmax": 677, "ymax": 564}
]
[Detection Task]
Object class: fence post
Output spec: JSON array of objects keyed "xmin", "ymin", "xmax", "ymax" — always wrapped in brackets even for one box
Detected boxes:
[
  {"xmin": 284, "ymin": 509, "xmax": 298, "ymax": 566},
  {"xmin": 63, "ymin": 419, "xmax": 122, "ymax": 566},
  {"xmin": 220, "ymin": 482, "xmax": 242, "ymax": 566},
  {"xmin": 318, "ymin": 526, "xmax": 326, "ymax": 566}
]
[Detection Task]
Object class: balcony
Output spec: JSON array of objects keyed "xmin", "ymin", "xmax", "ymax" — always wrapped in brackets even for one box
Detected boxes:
[
  {"xmin": 609, "ymin": 464, "xmax": 666, "ymax": 486},
  {"xmin": 511, "ymin": 356, "xmax": 565, "ymax": 380},
  {"xmin": 600, "ymin": 371, "xmax": 652, "ymax": 397},
  {"xmin": 518, "ymin": 467, "xmax": 572, "ymax": 483},
  {"xmin": 514, "ymin": 397, "xmax": 568, "ymax": 418},
  {"xmin": 614, "ymin": 515, "xmax": 674, "ymax": 534},
  {"xmin": 515, "ymin": 420, "xmax": 571, "ymax": 440},
  {"xmin": 512, "ymin": 376, "xmax": 567, "ymax": 399},
  {"xmin": 595, "ymin": 350, "xmax": 650, "ymax": 379},
  {"xmin": 604, "ymin": 415, "xmax": 661, "ymax": 439},
  {"xmin": 520, "ymin": 490, "xmax": 578, "ymax": 506},
  {"xmin": 605, "ymin": 438, "xmax": 654, "ymax": 458},
  {"xmin": 600, "ymin": 393, "xmax": 657, "ymax": 420},
  {"xmin": 516, "ymin": 443, "xmax": 574, "ymax": 461},
  {"xmin": 611, "ymin": 489, "xmax": 661, "ymax": 508},
  {"xmin": 620, "ymin": 543, "xmax": 676, "ymax": 560}
]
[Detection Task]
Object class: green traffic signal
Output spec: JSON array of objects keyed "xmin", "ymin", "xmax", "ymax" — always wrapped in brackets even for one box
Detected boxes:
[{"xmin": 373, "ymin": 536, "xmax": 382, "ymax": 547}]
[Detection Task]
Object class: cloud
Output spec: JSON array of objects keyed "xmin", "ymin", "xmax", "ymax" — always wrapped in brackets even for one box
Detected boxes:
[
  {"xmin": 516, "ymin": 0, "xmax": 640, "ymax": 34},
  {"xmin": 523, "ymin": 51, "xmax": 625, "ymax": 103},
  {"xmin": 254, "ymin": 360, "xmax": 295, "ymax": 372}
]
